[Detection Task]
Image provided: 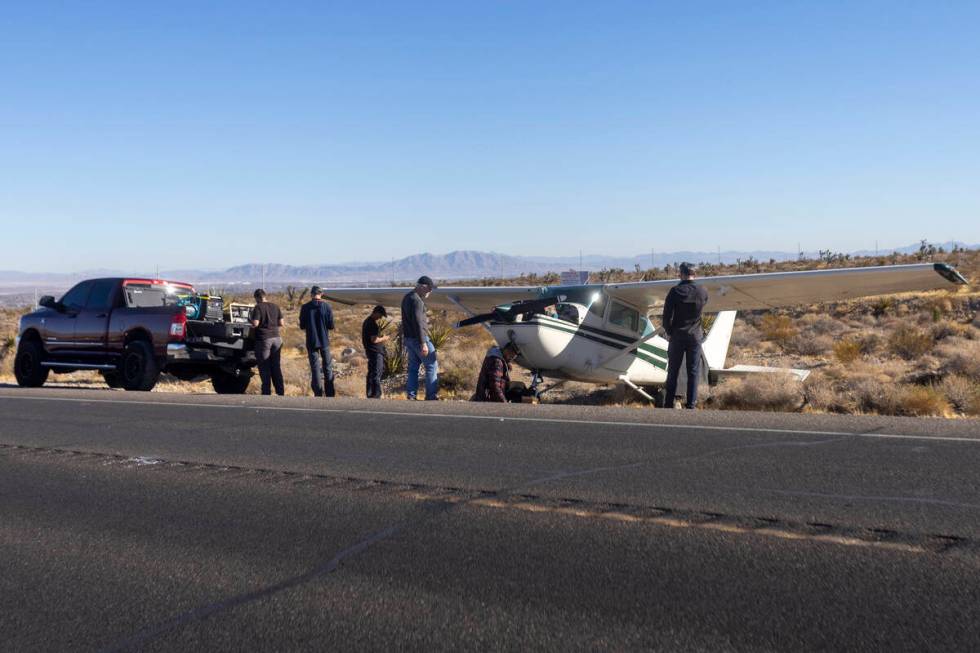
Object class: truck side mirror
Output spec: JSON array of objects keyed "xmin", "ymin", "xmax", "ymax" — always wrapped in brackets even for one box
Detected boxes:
[{"xmin": 39, "ymin": 296, "xmax": 59, "ymax": 310}]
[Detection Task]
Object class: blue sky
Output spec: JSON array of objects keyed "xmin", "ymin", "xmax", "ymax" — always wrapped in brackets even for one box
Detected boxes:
[{"xmin": 2, "ymin": 1, "xmax": 978, "ymax": 272}]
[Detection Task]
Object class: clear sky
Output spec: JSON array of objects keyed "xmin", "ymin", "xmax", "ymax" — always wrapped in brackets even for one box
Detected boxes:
[{"xmin": 2, "ymin": 1, "xmax": 978, "ymax": 272}]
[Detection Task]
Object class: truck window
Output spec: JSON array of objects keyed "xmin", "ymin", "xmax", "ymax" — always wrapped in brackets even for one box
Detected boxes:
[
  {"xmin": 60, "ymin": 281, "xmax": 93, "ymax": 311},
  {"xmin": 609, "ymin": 301, "xmax": 640, "ymax": 333},
  {"xmin": 125, "ymin": 285, "xmax": 171, "ymax": 308},
  {"xmin": 86, "ymin": 280, "xmax": 118, "ymax": 311}
]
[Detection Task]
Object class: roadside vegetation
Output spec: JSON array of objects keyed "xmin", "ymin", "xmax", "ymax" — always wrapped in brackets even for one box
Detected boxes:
[{"xmin": 1, "ymin": 246, "xmax": 977, "ymax": 418}]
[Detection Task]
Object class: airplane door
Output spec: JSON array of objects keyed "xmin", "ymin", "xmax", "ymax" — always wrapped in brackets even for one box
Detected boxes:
[{"xmin": 44, "ymin": 280, "xmax": 92, "ymax": 355}]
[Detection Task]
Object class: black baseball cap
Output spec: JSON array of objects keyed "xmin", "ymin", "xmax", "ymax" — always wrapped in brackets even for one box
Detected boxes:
[
  {"xmin": 417, "ymin": 275, "xmax": 436, "ymax": 289},
  {"xmin": 310, "ymin": 285, "xmax": 322, "ymax": 295},
  {"xmin": 679, "ymin": 262, "xmax": 696, "ymax": 276},
  {"xmin": 373, "ymin": 305, "xmax": 387, "ymax": 316}
]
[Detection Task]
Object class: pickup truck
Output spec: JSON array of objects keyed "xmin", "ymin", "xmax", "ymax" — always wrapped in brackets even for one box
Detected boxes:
[{"xmin": 14, "ymin": 277, "xmax": 256, "ymax": 393}]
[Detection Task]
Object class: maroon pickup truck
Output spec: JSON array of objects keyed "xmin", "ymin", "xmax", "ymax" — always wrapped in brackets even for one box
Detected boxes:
[{"xmin": 14, "ymin": 277, "xmax": 256, "ymax": 393}]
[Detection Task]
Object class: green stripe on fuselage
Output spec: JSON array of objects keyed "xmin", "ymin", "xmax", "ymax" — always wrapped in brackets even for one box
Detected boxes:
[{"xmin": 501, "ymin": 318, "xmax": 668, "ymax": 371}]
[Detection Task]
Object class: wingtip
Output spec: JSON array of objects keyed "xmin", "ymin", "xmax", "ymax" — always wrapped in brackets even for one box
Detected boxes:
[{"xmin": 933, "ymin": 263, "xmax": 969, "ymax": 285}]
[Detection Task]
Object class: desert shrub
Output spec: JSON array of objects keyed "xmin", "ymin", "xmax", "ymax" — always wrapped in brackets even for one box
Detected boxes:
[
  {"xmin": 730, "ymin": 323, "xmax": 761, "ymax": 349},
  {"xmin": 833, "ymin": 339, "xmax": 862, "ymax": 365},
  {"xmin": 887, "ymin": 325, "xmax": 933, "ymax": 359},
  {"xmin": 854, "ymin": 332, "xmax": 882, "ymax": 355},
  {"xmin": 936, "ymin": 339, "xmax": 980, "ymax": 381},
  {"xmin": 758, "ymin": 314, "xmax": 798, "ymax": 348},
  {"xmin": 798, "ymin": 314, "xmax": 846, "ymax": 336},
  {"xmin": 788, "ymin": 334, "xmax": 833, "ymax": 356},
  {"xmin": 384, "ymin": 329, "xmax": 407, "ymax": 378},
  {"xmin": 941, "ymin": 375, "xmax": 980, "ymax": 414},
  {"xmin": 429, "ymin": 322, "xmax": 455, "ymax": 350},
  {"xmin": 709, "ymin": 373, "xmax": 804, "ymax": 412},
  {"xmin": 894, "ymin": 385, "xmax": 950, "ymax": 417},
  {"xmin": 872, "ymin": 297, "xmax": 893, "ymax": 317},
  {"xmin": 933, "ymin": 320, "xmax": 976, "ymax": 342},
  {"xmin": 803, "ymin": 373, "xmax": 855, "ymax": 413}
]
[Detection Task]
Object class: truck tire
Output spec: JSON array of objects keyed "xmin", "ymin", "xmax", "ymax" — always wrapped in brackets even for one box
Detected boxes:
[
  {"xmin": 211, "ymin": 370, "xmax": 253, "ymax": 394},
  {"xmin": 14, "ymin": 339, "xmax": 49, "ymax": 387},
  {"xmin": 101, "ymin": 371, "xmax": 124, "ymax": 388},
  {"xmin": 121, "ymin": 341, "xmax": 160, "ymax": 391}
]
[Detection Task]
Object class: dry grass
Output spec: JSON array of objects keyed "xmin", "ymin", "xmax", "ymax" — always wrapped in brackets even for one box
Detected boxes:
[
  {"xmin": 708, "ymin": 373, "xmax": 805, "ymax": 412},
  {"xmin": 833, "ymin": 339, "xmax": 862, "ymax": 365},
  {"xmin": 887, "ymin": 325, "xmax": 934, "ymax": 359}
]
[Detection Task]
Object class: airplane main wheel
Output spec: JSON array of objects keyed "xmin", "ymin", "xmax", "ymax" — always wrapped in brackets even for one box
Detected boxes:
[{"xmin": 14, "ymin": 340, "xmax": 49, "ymax": 387}]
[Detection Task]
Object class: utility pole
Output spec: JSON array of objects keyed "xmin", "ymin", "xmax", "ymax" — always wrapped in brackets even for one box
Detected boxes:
[
  {"xmin": 717, "ymin": 245, "xmax": 721, "ymax": 265},
  {"xmin": 875, "ymin": 240, "xmax": 878, "ymax": 256},
  {"xmin": 579, "ymin": 249, "xmax": 583, "ymax": 271}
]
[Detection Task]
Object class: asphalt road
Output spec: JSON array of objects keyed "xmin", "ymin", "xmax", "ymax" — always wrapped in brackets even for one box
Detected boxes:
[{"xmin": 2, "ymin": 387, "xmax": 980, "ymax": 651}]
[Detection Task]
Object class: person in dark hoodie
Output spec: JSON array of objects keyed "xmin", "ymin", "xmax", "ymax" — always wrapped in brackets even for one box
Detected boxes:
[
  {"xmin": 661, "ymin": 262, "xmax": 709, "ymax": 408},
  {"xmin": 299, "ymin": 285, "xmax": 335, "ymax": 397},
  {"xmin": 472, "ymin": 342, "xmax": 521, "ymax": 402}
]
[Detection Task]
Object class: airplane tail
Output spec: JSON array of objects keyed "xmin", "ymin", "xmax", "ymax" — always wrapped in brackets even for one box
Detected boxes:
[
  {"xmin": 703, "ymin": 310, "xmax": 811, "ymax": 382},
  {"xmin": 702, "ymin": 310, "xmax": 736, "ymax": 370}
]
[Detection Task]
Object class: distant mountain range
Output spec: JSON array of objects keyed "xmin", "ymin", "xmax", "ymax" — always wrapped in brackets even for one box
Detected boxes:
[{"xmin": 0, "ymin": 242, "xmax": 975, "ymax": 293}]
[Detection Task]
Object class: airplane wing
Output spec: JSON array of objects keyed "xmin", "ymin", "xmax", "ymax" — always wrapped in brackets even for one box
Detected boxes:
[
  {"xmin": 319, "ymin": 263, "xmax": 966, "ymax": 315},
  {"xmin": 605, "ymin": 263, "xmax": 967, "ymax": 312},
  {"xmin": 319, "ymin": 285, "xmax": 544, "ymax": 314}
]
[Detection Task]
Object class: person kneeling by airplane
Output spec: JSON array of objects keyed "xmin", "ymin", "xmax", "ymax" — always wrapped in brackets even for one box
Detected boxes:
[{"xmin": 472, "ymin": 342, "xmax": 524, "ymax": 402}]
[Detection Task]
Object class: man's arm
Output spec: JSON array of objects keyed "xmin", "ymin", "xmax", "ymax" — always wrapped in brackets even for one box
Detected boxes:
[
  {"xmin": 299, "ymin": 304, "xmax": 308, "ymax": 331},
  {"xmin": 490, "ymin": 358, "xmax": 508, "ymax": 402},
  {"xmin": 325, "ymin": 305, "xmax": 334, "ymax": 331},
  {"xmin": 661, "ymin": 291, "xmax": 675, "ymax": 337},
  {"xmin": 250, "ymin": 306, "xmax": 260, "ymax": 329}
]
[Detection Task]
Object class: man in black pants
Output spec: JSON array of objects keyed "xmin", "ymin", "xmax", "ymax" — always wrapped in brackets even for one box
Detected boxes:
[
  {"xmin": 662, "ymin": 262, "xmax": 708, "ymax": 409},
  {"xmin": 250, "ymin": 288, "xmax": 285, "ymax": 396},
  {"xmin": 361, "ymin": 305, "xmax": 389, "ymax": 398}
]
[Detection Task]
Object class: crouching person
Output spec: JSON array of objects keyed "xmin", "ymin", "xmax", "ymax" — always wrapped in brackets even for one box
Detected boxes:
[{"xmin": 472, "ymin": 342, "xmax": 522, "ymax": 402}]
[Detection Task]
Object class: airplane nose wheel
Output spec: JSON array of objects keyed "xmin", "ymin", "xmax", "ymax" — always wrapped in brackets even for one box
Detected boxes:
[{"xmin": 529, "ymin": 370, "xmax": 544, "ymax": 398}]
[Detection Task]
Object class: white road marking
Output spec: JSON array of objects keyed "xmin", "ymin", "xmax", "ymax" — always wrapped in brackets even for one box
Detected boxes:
[{"xmin": 0, "ymin": 394, "xmax": 977, "ymax": 444}]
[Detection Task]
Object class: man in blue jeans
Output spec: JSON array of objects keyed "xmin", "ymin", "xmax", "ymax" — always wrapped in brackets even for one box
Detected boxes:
[
  {"xmin": 299, "ymin": 285, "xmax": 335, "ymax": 397},
  {"xmin": 400, "ymin": 275, "xmax": 438, "ymax": 400},
  {"xmin": 662, "ymin": 263, "xmax": 709, "ymax": 409}
]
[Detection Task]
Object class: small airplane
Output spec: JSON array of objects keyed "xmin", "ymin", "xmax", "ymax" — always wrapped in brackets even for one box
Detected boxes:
[{"xmin": 322, "ymin": 263, "xmax": 968, "ymax": 402}]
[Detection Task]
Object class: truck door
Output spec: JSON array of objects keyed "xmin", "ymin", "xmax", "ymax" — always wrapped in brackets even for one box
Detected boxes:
[
  {"xmin": 74, "ymin": 279, "xmax": 118, "ymax": 354},
  {"xmin": 44, "ymin": 280, "xmax": 93, "ymax": 355}
]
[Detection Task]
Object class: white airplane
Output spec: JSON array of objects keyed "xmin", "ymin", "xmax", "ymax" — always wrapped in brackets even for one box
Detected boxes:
[{"xmin": 322, "ymin": 263, "xmax": 967, "ymax": 402}]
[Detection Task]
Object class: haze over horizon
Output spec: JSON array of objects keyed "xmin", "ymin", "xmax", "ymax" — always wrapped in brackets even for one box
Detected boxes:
[{"xmin": 3, "ymin": 3, "xmax": 979, "ymax": 272}]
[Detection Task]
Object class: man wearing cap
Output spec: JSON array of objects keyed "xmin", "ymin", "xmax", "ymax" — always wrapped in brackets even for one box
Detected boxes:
[
  {"xmin": 661, "ymin": 262, "xmax": 709, "ymax": 409},
  {"xmin": 400, "ymin": 275, "xmax": 439, "ymax": 400},
  {"xmin": 361, "ymin": 305, "xmax": 389, "ymax": 399},
  {"xmin": 299, "ymin": 285, "xmax": 335, "ymax": 397},
  {"xmin": 472, "ymin": 342, "xmax": 520, "ymax": 402}
]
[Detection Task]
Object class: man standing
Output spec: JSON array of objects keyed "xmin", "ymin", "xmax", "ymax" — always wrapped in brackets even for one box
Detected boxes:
[
  {"xmin": 661, "ymin": 262, "xmax": 708, "ymax": 409},
  {"xmin": 250, "ymin": 288, "xmax": 285, "ymax": 396},
  {"xmin": 299, "ymin": 285, "xmax": 335, "ymax": 397},
  {"xmin": 361, "ymin": 305, "xmax": 388, "ymax": 399},
  {"xmin": 472, "ymin": 342, "xmax": 520, "ymax": 402},
  {"xmin": 400, "ymin": 275, "xmax": 439, "ymax": 400}
]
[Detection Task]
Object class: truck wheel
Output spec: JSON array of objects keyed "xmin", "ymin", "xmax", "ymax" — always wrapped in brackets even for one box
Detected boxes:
[
  {"xmin": 101, "ymin": 371, "xmax": 124, "ymax": 389},
  {"xmin": 121, "ymin": 341, "xmax": 160, "ymax": 391},
  {"xmin": 211, "ymin": 370, "xmax": 253, "ymax": 394},
  {"xmin": 14, "ymin": 340, "xmax": 49, "ymax": 387}
]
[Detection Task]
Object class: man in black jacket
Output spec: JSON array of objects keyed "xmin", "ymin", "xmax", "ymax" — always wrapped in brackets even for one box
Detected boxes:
[{"xmin": 661, "ymin": 263, "xmax": 708, "ymax": 408}]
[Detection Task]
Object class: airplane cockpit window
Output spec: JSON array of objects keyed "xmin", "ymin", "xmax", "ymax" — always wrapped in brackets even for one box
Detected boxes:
[
  {"xmin": 608, "ymin": 301, "xmax": 641, "ymax": 332},
  {"xmin": 555, "ymin": 303, "xmax": 581, "ymax": 323},
  {"xmin": 587, "ymin": 292, "xmax": 607, "ymax": 318}
]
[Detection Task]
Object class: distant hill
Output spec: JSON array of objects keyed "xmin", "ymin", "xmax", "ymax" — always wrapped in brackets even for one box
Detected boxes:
[{"xmin": 0, "ymin": 242, "xmax": 975, "ymax": 293}]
